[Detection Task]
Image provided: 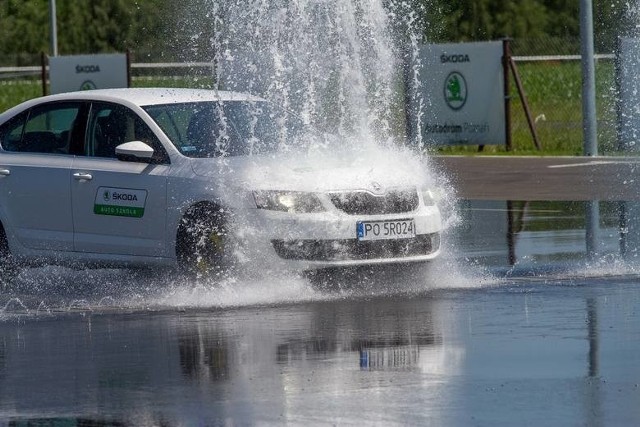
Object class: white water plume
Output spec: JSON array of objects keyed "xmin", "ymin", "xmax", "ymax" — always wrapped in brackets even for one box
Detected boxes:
[{"xmin": 210, "ymin": 0, "xmax": 402, "ymax": 145}]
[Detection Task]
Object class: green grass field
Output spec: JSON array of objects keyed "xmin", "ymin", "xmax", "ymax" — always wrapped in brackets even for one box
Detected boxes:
[
  {"xmin": 435, "ymin": 60, "xmax": 618, "ymax": 155},
  {"xmin": 0, "ymin": 79, "xmax": 42, "ymax": 112},
  {"xmin": 0, "ymin": 61, "xmax": 620, "ymax": 156},
  {"xmin": 0, "ymin": 76, "xmax": 214, "ymax": 113}
]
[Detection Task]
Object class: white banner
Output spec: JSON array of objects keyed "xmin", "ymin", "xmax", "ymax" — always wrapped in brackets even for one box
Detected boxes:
[
  {"xmin": 414, "ymin": 41, "xmax": 505, "ymax": 146},
  {"xmin": 49, "ymin": 54, "xmax": 128, "ymax": 94},
  {"xmin": 617, "ymin": 37, "xmax": 640, "ymax": 151}
]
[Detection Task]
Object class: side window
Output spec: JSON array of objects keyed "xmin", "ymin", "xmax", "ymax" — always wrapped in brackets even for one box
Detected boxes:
[
  {"xmin": 86, "ymin": 102, "xmax": 169, "ymax": 163},
  {"xmin": 1, "ymin": 104, "xmax": 80, "ymax": 154},
  {"xmin": 0, "ymin": 111, "xmax": 28, "ymax": 151}
]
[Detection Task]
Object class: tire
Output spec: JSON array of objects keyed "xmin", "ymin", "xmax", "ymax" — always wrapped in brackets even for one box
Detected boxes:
[
  {"xmin": 0, "ymin": 224, "xmax": 19, "ymax": 287},
  {"xmin": 176, "ymin": 203, "xmax": 231, "ymax": 277}
]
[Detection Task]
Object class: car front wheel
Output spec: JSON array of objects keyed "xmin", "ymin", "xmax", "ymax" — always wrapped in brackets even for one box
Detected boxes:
[
  {"xmin": 175, "ymin": 203, "xmax": 231, "ymax": 278},
  {"xmin": 0, "ymin": 225, "xmax": 19, "ymax": 287}
]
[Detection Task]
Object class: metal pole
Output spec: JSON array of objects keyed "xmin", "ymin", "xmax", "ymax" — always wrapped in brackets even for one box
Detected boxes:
[
  {"xmin": 506, "ymin": 200, "xmax": 516, "ymax": 265},
  {"xmin": 586, "ymin": 298, "xmax": 599, "ymax": 378},
  {"xmin": 580, "ymin": 0, "xmax": 597, "ymax": 156},
  {"xmin": 402, "ymin": 42, "xmax": 414, "ymax": 145},
  {"xmin": 49, "ymin": 0, "xmax": 58, "ymax": 57}
]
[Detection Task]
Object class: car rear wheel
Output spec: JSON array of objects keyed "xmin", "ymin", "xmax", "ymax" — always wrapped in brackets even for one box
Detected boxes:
[
  {"xmin": 0, "ymin": 224, "xmax": 19, "ymax": 287},
  {"xmin": 176, "ymin": 204, "xmax": 232, "ymax": 278}
]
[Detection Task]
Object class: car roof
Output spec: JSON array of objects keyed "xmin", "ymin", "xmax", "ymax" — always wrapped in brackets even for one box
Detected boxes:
[
  {"xmin": 0, "ymin": 88, "xmax": 266, "ymax": 120},
  {"xmin": 68, "ymin": 88, "xmax": 266, "ymax": 106}
]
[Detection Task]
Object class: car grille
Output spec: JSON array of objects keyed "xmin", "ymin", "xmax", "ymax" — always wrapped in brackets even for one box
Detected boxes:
[
  {"xmin": 272, "ymin": 233, "xmax": 440, "ymax": 262},
  {"xmin": 329, "ymin": 188, "xmax": 419, "ymax": 215}
]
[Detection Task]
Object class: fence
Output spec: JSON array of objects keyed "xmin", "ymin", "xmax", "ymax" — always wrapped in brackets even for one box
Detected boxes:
[
  {"xmin": 507, "ymin": 56, "xmax": 617, "ymax": 154},
  {"xmin": 0, "ymin": 61, "xmax": 216, "ymax": 112},
  {"xmin": 504, "ymin": 36, "xmax": 617, "ymax": 154},
  {"xmin": 0, "ymin": 47, "xmax": 623, "ymax": 155}
]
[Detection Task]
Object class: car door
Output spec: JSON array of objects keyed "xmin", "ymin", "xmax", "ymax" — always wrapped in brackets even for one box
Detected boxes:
[
  {"xmin": 0, "ymin": 102, "xmax": 83, "ymax": 252},
  {"xmin": 71, "ymin": 102, "xmax": 171, "ymax": 257}
]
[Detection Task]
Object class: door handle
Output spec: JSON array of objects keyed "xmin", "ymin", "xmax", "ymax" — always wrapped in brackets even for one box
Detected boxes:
[
  {"xmin": 0, "ymin": 169, "xmax": 10, "ymax": 176},
  {"xmin": 73, "ymin": 172, "xmax": 93, "ymax": 181}
]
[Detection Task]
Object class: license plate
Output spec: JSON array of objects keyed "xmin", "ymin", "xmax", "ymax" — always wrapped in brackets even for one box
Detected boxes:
[{"xmin": 356, "ymin": 219, "xmax": 416, "ymax": 241}]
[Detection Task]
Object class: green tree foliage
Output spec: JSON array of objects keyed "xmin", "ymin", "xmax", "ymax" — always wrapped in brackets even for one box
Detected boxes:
[
  {"xmin": 406, "ymin": 0, "xmax": 631, "ymax": 54},
  {"xmin": 593, "ymin": 0, "xmax": 638, "ymax": 52},
  {"xmin": 0, "ymin": 0, "xmax": 176, "ymax": 63},
  {"xmin": 0, "ymin": 0, "xmax": 636, "ymax": 63},
  {"xmin": 430, "ymin": 0, "xmax": 565, "ymax": 41},
  {"xmin": 542, "ymin": 0, "xmax": 579, "ymax": 38},
  {"xmin": 0, "ymin": 0, "xmax": 49, "ymax": 62},
  {"xmin": 169, "ymin": 0, "xmax": 218, "ymax": 62}
]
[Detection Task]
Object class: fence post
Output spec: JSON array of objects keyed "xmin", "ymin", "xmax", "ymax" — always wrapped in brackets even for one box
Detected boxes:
[
  {"xmin": 509, "ymin": 58, "xmax": 542, "ymax": 150},
  {"xmin": 502, "ymin": 39, "xmax": 512, "ymax": 151},
  {"xmin": 40, "ymin": 52, "xmax": 47, "ymax": 97}
]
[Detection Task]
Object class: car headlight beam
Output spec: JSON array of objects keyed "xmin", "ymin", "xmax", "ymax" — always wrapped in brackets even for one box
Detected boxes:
[{"xmin": 254, "ymin": 191, "xmax": 325, "ymax": 213}]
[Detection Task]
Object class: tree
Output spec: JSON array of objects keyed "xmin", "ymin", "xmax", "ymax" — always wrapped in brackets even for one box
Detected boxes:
[
  {"xmin": 0, "ymin": 0, "xmax": 177, "ymax": 63},
  {"xmin": 0, "ymin": 0, "xmax": 634, "ymax": 65},
  {"xmin": 593, "ymin": 0, "xmax": 637, "ymax": 53},
  {"xmin": 493, "ymin": 1, "xmax": 549, "ymax": 39},
  {"xmin": 435, "ymin": 0, "xmax": 551, "ymax": 41},
  {"xmin": 0, "ymin": 0, "xmax": 49, "ymax": 62},
  {"xmin": 542, "ymin": 0, "xmax": 579, "ymax": 39}
]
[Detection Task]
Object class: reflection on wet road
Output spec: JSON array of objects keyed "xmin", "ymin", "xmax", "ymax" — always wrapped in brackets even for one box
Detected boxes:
[
  {"xmin": 457, "ymin": 200, "xmax": 626, "ymax": 268},
  {"xmin": 1, "ymin": 200, "xmax": 640, "ymax": 425}
]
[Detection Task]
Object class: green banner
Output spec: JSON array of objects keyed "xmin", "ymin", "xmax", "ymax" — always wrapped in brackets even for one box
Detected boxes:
[{"xmin": 94, "ymin": 204, "xmax": 145, "ymax": 218}]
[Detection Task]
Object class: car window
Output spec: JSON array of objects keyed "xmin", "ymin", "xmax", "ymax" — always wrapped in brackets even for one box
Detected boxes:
[
  {"xmin": 143, "ymin": 101, "xmax": 298, "ymax": 158},
  {"xmin": 0, "ymin": 103, "xmax": 80, "ymax": 154},
  {"xmin": 0, "ymin": 111, "xmax": 28, "ymax": 151},
  {"xmin": 85, "ymin": 102, "xmax": 170, "ymax": 164}
]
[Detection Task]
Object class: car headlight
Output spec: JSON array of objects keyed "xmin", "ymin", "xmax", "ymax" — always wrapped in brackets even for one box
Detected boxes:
[
  {"xmin": 422, "ymin": 188, "xmax": 437, "ymax": 206},
  {"xmin": 253, "ymin": 191, "xmax": 325, "ymax": 213}
]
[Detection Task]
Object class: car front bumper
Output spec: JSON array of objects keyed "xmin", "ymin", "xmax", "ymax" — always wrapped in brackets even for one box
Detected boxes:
[{"xmin": 233, "ymin": 204, "xmax": 443, "ymax": 270}]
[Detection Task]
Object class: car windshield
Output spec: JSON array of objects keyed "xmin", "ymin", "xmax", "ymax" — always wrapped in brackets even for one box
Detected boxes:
[{"xmin": 143, "ymin": 101, "xmax": 302, "ymax": 158}]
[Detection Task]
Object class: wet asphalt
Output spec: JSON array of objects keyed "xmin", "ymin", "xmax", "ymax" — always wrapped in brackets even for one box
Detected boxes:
[
  {"xmin": 432, "ymin": 155, "xmax": 640, "ymax": 201},
  {"xmin": 1, "ymin": 158, "xmax": 640, "ymax": 426},
  {"xmin": 1, "ymin": 277, "xmax": 639, "ymax": 426}
]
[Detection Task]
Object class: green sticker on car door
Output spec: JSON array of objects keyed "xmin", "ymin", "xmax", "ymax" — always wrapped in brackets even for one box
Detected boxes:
[{"xmin": 94, "ymin": 187, "xmax": 148, "ymax": 218}]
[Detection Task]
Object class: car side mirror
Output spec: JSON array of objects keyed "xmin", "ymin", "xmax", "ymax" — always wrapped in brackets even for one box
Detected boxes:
[{"xmin": 115, "ymin": 141, "xmax": 154, "ymax": 163}]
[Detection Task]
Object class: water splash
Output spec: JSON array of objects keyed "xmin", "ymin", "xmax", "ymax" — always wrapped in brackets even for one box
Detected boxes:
[
  {"xmin": 2, "ymin": 298, "xmax": 29, "ymax": 314},
  {"xmin": 36, "ymin": 301, "xmax": 51, "ymax": 315},
  {"xmin": 211, "ymin": 0, "xmax": 404, "ymax": 145},
  {"xmin": 0, "ymin": 1, "xmax": 495, "ymax": 316}
]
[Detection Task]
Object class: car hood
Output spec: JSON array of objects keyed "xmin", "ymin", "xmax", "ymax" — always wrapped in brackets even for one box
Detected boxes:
[{"xmin": 190, "ymin": 146, "xmax": 432, "ymax": 193}]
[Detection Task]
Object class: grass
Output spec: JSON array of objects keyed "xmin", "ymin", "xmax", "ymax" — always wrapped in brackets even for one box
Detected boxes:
[
  {"xmin": 434, "ymin": 60, "xmax": 619, "ymax": 156},
  {"xmin": 0, "ymin": 76, "xmax": 214, "ymax": 113},
  {"xmin": 0, "ymin": 79, "xmax": 43, "ymax": 113},
  {"xmin": 0, "ymin": 62, "xmax": 621, "ymax": 156}
]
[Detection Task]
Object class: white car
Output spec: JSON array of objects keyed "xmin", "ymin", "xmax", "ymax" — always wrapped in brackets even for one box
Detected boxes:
[{"xmin": 0, "ymin": 88, "xmax": 442, "ymax": 282}]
